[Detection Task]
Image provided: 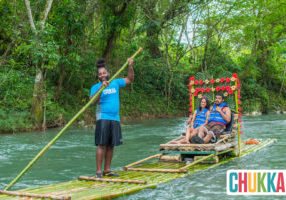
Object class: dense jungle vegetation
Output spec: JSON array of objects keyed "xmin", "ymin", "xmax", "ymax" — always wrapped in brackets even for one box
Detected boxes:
[{"xmin": 0, "ymin": 0, "xmax": 285, "ymax": 133}]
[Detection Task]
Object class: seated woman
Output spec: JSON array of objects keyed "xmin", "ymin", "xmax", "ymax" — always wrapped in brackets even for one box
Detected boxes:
[{"xmin": 171, "ymin": 97, "xmax": 210, "ymax": 144}]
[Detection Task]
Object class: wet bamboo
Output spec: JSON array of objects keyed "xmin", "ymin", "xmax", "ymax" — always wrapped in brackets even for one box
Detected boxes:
[
  {"xmin": 123, "ymin": 153, "xmax": 163, "ymax": 170},
  {"xmin": 126, "ymin": 168, "xmax": 187, "ymax": 173},
  {"xmin": 180, "ymin": 153, "xmax": 215, "ymax": 170},
  {"xmin": 78, "ymin": 176, "xmax": 147, "ymax": 184},
  {"xmin": 4, "ymin": 47, "xmax": 143, "ymax": 191},
  {"xmin": 160, "ymin": 143, "xmax": 215, "ymax": 147},
  {"xmin": 0, "ymin": 190, "xmax": 71, "ymax": 200},
  {"xmin": 234, "ymin": 79, "xmax": 241, "ymax": 156}
]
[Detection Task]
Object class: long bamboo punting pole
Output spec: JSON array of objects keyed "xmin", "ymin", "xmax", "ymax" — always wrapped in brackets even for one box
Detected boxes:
[
  {"xmin": 0, "ymin": 190, "xmax": 71, "ymax": 200},
  {"xmin": 179, "ymin": 153, "xmax": 215, "ymax": 170},
  {"xmin": 4, "ymin": 47, "xmax": 143, "ymax": 191},
  {"xmin": 234, "ymin": 79, "xmax": 241, "ymax": 156},
  {"xmin": 125, "ymin": 168, "xmax": 187, "ymax": 173},
  {"xmin": 123, "ymin": 153, "xmax": 163, "ymax": 170},
  {"xmin": 78, "ymin": 176, "xmax": 147, "ymax": 184}
]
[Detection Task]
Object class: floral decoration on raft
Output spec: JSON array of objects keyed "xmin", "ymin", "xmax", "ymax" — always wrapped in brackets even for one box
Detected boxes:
[{"xmin": 188, "ymin": 73, "xmax": 243, "ymax": 134}]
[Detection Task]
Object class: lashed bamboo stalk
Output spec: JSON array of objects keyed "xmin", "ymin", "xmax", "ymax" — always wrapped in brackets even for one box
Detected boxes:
[
  {"xmin": 126, "ymin": 168, "xmax": 187, "ymax": 173},
  {"xmin": 123, "ymin": 153, "xmax": 163, "ymax": 170},
  {"xmin": 4, "ymin": 47, "xmax": 143, "ymax": 191},
  {"xmin": 215, "ymin": 141, "xmax": 237, "ymax": 151},
  {"xmin": 78, "ymin": 176, "xmax": 147, "ymax": 184},
  {"xmin": 234, "ymin": 79, "xmax": 241, "ymax": 156},
  {"xmin": 180, "ymin": 153, "xmax": 215, "ymax": 170},
  {"xmin": 0, "ymin": 190, "xmax": 71, "ymax": 200},
  {"xmin": 160, "ymin": 143, "xmax": 215, "ymax": 147}
]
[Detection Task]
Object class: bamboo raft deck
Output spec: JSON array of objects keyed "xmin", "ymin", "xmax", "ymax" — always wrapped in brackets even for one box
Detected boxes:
[{"xmin": 0, "ymin": 138, "xmax": 276, "ymax": 200}]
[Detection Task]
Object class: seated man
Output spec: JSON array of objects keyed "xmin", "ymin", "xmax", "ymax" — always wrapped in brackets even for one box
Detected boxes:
[{"xmin": 192, "ymin": 93, "xmax": 231, "ymax": 144}]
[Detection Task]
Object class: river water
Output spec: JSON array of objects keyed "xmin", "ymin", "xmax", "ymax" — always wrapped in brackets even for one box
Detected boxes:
[{"xmin": 0, "ymin": 114, "xmax": 285, "ymax": 199}]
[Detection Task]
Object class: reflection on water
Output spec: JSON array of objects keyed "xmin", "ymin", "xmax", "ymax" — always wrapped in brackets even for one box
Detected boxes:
[{"xmin": 0, "ymin": 114, "xmax": 285, "ymax": 199}]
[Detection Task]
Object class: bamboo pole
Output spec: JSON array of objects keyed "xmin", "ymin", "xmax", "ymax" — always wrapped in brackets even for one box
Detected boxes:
[
  {"xmin": 160, "ymin": 143, "xmax": 215, "ymax": 147},
  {"xmin": 123, "ymin": 153, "xmax": 163, "ymax": 170},
  {"xmin": 0, "ymin": 190, "xmax": 71, "ymax": 200},
  {"xmin": 4, "ymin": 47, "xmax": 143, "ymax": 191},
  {"xmin": 234, "ymin": 79, "xmax": 241, "ymax": 156},
  {"xmin": 180, "ymin": 153, "xmax": 215, "ymax": 170},
  {"xmin": 78, "ymin": 176, "xmax": 147, "ymax": 184},
  {"xmin": 125, "ymin": 168, "xmax": 187, "ymax": 173}
]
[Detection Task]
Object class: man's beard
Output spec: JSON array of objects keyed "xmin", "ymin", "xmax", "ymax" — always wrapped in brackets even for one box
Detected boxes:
[{"xmin": 99, "ymin": 75, "xmax": 110, "ymax": 82}]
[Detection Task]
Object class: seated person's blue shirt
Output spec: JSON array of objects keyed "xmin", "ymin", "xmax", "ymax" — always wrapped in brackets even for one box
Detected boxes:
[{"xmin": 90, "ymin": 78, "xmax": 126, "ymax": 121}]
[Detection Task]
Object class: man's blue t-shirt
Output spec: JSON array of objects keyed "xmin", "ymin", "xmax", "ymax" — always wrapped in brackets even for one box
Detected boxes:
[{"xmin": 90, "ymin": 78, "xmax": 126, "ymax": 121}]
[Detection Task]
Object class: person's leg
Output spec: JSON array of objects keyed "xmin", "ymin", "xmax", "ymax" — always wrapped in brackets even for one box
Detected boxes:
[
  {"xmin": 96, "ymin": 145, "xmax": 106, "ymax": 173},
  {"xmin": 185, "ymin": 127, "xmax": 194, "ymax": 143},
  {"xmin": 190, "ymin": 128, "xmax": 198, "ymax": 138},
  {"xmin": 198, "ymin": 126, "xmax": 207, "ymax": 138},
  {"xmin": 104, "ymin": 146, "xmax": 114, "ymax": 172},
  {"xmin": 203, "ymin": 133, "xmax": 213, "ymax": 144}
]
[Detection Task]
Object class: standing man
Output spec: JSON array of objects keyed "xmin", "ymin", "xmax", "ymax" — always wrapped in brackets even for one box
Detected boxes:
[{"xmin": 90, "ymin": 58, "xmax": 134, "ymax": 178}]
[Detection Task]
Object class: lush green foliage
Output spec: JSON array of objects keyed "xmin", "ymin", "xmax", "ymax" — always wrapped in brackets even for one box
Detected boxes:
[{"xmin": 0, "ymin": 0, "xmax": 285, "ymax": 132}]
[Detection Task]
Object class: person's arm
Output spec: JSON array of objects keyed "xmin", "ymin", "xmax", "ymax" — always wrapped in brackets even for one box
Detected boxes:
[
  {"xmin": 89, "ymin": 81, "xmax": 109, "ymax": 104},
  {"xmin": 124, "ymin": 58, "xmax": 134, "ymax": 85},
  {"xmin": 190, "ymin": 110, "xmax": 197, "ymax": 127},
  {"xmin": 216, "ymin": 107, "xmax": 231, "ymax": 123},
  {"xmin": 203, "ymin": 110, "xmax": 210, "ymax": 125}
]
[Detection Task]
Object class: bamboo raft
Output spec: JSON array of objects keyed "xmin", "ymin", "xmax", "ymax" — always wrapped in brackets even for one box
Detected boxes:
[
  {"xmin": 1, "ymin": 74, "xmax": 276, "ymax": 199},
  {"xmin": 0, "ymin": 138, "xmax": 276, "ymax": 200}
]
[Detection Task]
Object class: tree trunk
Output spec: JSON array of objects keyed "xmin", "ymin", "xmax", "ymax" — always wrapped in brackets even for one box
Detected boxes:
[
  {"xmin": 31, "ymin": 66, "xmax": 45, "ymax": 128},
  {"xmin": 280, "ymin": 62, "xmax": 286, "ymax": 95}
]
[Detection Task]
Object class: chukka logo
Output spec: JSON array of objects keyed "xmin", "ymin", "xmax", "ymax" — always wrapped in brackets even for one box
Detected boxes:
[{"xmin": 227, "ymin": 170, "xmax": 286, "ymax": 195}]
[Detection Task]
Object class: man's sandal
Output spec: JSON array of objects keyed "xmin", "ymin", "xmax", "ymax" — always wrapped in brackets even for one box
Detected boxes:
[{"xmin": 103, "ymin": 171, "xmax": 119, "ymax": 177}]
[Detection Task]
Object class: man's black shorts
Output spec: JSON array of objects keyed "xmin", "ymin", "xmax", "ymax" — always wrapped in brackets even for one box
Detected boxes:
[{"xmin": 95, "ymin": 120, "xmax": 122, "ymax": 146}]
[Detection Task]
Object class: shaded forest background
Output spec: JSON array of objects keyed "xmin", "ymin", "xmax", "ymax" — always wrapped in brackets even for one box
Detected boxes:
[{"xmin": 0, "ymin": 0, "xmax": 286, "ymax": 133}]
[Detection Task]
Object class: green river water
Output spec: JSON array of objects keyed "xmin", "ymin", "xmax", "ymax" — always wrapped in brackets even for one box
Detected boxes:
[{"xmin": 0, "ymin": 114, "xmax": 285, "ymax": 199}]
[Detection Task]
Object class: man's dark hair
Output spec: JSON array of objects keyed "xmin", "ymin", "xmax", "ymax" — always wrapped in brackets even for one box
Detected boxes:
[
  {"xmin": 96, "ymin": 58, "xmax": 109, "ymax": 72},
  {"xmin": 216, "ymin": 92, "xmax": 224, "ymax": 100}
]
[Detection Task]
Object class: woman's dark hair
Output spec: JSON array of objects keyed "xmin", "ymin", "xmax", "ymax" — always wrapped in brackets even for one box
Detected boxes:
[
  {"xmin": 96, "ymin": 58, "xmax": 109, "ymax": 72},
  {"xmin": 199, "ymin": 96, "xmax": 210, "ymax": 111}
]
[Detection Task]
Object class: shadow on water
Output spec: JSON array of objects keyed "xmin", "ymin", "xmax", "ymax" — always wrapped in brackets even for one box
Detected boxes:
[{"xmin": 0, "ymin": 114, "xmax": 285, "ymax": 199}]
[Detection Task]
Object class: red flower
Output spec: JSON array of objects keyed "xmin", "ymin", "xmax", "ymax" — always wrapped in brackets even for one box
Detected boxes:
[
  {"xmin": 189, "ymin": 76, "xmax": 195, "ymax": 81},
  {"xmin": 226, "ymin": 77, "xmax": 230, "ymax": 83},
  {"xmin": 240, "ymin": 125, "xmax": 243, "ymax": 128},
  {"xmin": 195, "ymin": 88, "xmax": 200, "ymax": 92},
  {"xmin": 199, "ymin": 80, "xmax": 204, "ymax": 85},
  {"xmin": 220, "ymin": 78, "xmax": 225, "ymax": 83},
  {"xmin": 237, "ymin": 94, "xmax": 240, "ymax": 99},
  {"xmin": 237, "ymin": 79, "xmax": 240, "ymax": 83},
  {"xmin": 221, "ymin": 86, "xmax": 226, "ymax": 91},
  {"xmin": 239, "ymin": 119, "xmax": 242, "ymax": 123},
  {"xmin": 228, "ymin": 90, "xmax": 233, "ymax": 95},
  {"xmin": 238, "ymin": 113, "xmax": 242, "ymax": 117},
  {"xmin": 194, "ymin": 92, "xmax": 198, "ymax": 96},
  {"xmin": 216, "ymin": 86, "xmax": 220, "ymax": 91},
  {"xmin": 226, "ymin": 86, "xmax": 230, "ymax": 91},
  {"xmin": 194, "ymin": 80, "xmax": 199, "ymax": 85},
  {"xmin": 232, "ymin": 73, "xmax": 238, "ymax": 78},
  {"xmin": 210, "ymin": 79, "xmax": 215, "ymax": 84},
  {"xmin": 205, "ymin": 87, "xmax": 211, "ymax": 93},
  {"xmin": 240, "ymin": 131, "xmax": 244, "ymax": 135},
  {"xmin": 237, "ymin": 84, "xmax": 240, "ymax": 88},
  {"xmin": 238, "ymin": 100, "xmax": 241, "ymax": 105},
  {"xmin": 201, "ymin": 88, "xmax": 205, "ymax": 93},
  {"xmin": 238, "ymin": 107, "xmax": 242, "ymax": 112}
]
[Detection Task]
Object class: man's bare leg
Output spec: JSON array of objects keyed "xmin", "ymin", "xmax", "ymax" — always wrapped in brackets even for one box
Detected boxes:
[
  {"xmin": 203, "ymin": 133, "xmax": 213, "ymax": 144},
  {"xmin": 103, "ymin": 146, "xmax": 114, "ymax": 172},
  {"xmin": 96, "ymin": 145, "xmax": 106, "ymax": 173}
]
